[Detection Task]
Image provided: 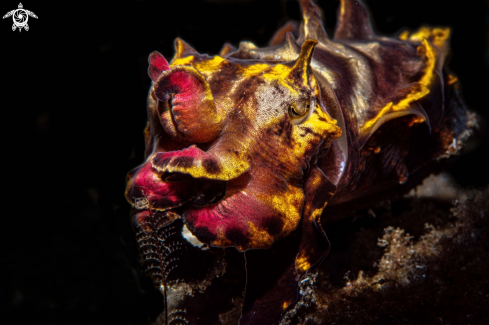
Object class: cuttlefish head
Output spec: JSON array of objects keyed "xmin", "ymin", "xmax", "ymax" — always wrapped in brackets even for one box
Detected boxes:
[{"xmin": 126, "ymin": 38, "xmax": 341, "ymax": 251}]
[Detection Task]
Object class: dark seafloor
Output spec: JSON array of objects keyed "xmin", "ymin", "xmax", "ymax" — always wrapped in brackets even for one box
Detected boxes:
[{"xmin": 2, "ymin": 0, "xmax": 488, "ymax": 324}]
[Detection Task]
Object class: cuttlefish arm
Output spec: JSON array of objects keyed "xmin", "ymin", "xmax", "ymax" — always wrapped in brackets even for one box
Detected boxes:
[{"xmin": 240, "ymin": 166, "xmax": 336, "ymax": 325}]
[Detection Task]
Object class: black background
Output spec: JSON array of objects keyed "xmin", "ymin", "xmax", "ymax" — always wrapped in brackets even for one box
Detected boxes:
[{"xmin": 2, "ymin": 0, "xmax": 488, "ymax": 324}]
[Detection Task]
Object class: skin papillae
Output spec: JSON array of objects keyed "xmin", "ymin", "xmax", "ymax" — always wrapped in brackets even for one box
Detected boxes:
[{"xmin": 125, "ymin": 0, "xmax": 472, "ymax": 324}]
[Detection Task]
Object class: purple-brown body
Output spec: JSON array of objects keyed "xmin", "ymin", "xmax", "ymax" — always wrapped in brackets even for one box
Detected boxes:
[{"xmin": 125, "ymin": 0, "xmax": 472, "ymax": 324}]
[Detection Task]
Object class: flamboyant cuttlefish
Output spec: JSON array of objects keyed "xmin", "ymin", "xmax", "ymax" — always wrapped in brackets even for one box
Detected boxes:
[{"xmin": 125, "ymin": 0, "xmax": 472, "ymax": 324}]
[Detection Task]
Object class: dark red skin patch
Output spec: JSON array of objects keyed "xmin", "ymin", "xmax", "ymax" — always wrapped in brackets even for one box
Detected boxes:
[
  {"xmin": 148, "ymin": 51, "xmax": 169, "ymax": 82},
  {"xmin": 202, "ymin": 158, "xmax": 221, "ymax": 174},
  {"xmin": 183, "ymin": 189, "xmax": 272, "ymax": 247},
  {"xmin": 153, "ymin": 67, "xmax": 223, "ymax": 143},
  {"xmin": 126, "ymin": 161, "xmax": 195, "ymax": 211},
  {"xmin": 152, "ymin": 147, "xmax": 204, "ymax": 170},
  {"xmin": 171, "ymin": 156, "xmax": 195, "ymax": 169}
]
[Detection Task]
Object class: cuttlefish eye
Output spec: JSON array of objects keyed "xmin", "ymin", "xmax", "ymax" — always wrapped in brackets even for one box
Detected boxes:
[{"xmin": 289, "ymin": 97, "xmax": 311, "ymax": 118}]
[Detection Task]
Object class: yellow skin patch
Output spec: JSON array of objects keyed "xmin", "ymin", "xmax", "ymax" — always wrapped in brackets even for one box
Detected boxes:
[
  {"xmin": 292, "ymin": 106, "xmax": 341, "ymax": 158},
  {"xmin": 282, "ymin": 301, "xmax": 290, "ymax": 310},
  {"xmin": 267, "ymin": 184, "xmax": 304, "ymax": 232},
  {"xmin": 295, "ymin": 202, "xmax": 330, "ymax": 273},
  {"xmin": 447, "ymin": 74, "xmax": 458, "ymax": 85},
  {"xmin": 170, "ymin": 55, "xmax": 195, "ymax": 67},
  {"xmin": 295, "ymin": 254, "xmax": 312, "ymax": 273},
  {"xmin": 237, "ymin": 63, "xmax": 271, "ymax": 77},
  {"xmin": 247, "ymin": 222, "xmax": 274, "ymax": 250},
  {"xmin": 400, "ymin": 27, "xmax": 451, "ymax": 49},
  {"xmin": 193, "ymin": 56, "xmax": 225, "ymax": 72},
  {"xmin": 152, "ymin": 147, "xmax": 250, "ymax": 181}
]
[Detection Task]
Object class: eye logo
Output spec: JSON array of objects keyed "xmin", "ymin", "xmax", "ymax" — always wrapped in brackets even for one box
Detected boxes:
[{"xmin": 3, "ymin": 3, "xmax": 37, "ymax": 32}]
